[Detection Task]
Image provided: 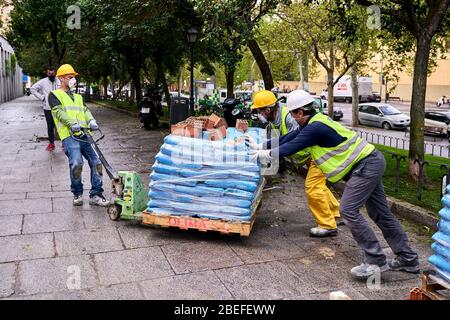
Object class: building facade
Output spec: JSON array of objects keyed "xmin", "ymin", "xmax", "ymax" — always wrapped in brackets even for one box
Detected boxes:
[{"xmin": 1, "ymin": 35, "xmax": 23, "ymax": 103}]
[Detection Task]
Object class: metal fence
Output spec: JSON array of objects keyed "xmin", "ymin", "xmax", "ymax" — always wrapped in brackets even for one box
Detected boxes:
[
  {"xmin": 0, "ymin": 36, "xmax": 23, "ymax": 104},
  {"xmin": 350, "ymin": 128, "xmax": 450, "ymax": 158}
]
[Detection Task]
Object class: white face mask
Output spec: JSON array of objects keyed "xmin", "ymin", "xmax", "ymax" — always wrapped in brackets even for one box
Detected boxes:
[
  {"xmin": 257, "ymin": 113, "xmax": 268, "ymax": 124},
  {"xmin": 68, "ymin": 78, "xmax": 77, "ymax": 89}
]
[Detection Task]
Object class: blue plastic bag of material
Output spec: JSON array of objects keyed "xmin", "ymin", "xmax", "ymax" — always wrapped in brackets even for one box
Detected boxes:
[
  {"xmin": 434, "ymin": 267, "xmax": 450, "ymax": 283},
  {"xmin": 204, "ymin": 180, "xmax": 257, "ymax": 192},
  {"xmin": 148, "ymin": 199, "xmax": 251, "ymax": 216},
  {"xmin": 149, "ymin": 172, "xmax": 197, "ymax": 187},
  {"xmin": 148, "ymin": 207, "xmax": 251, "ymax": 221},
  {"xmin": 429, "ymin": 254, "xmax": 450, "ymax": 275},
  {"xmin": 438, "ymin": 219, "xmax": 450, "ymax": 236},
  {"xmin": 432, "ymin": 231, "xmax": 450, "ymax": 248},
  {"xmin": 431, "ymin": 242, "xmax": 450, "ymax": 261},
  {"xmin": 148, "ymin": 191, "xmax": 252, "ymax": 208}
]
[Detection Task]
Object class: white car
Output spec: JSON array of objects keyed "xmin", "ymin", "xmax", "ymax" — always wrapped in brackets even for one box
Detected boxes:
[{"xmin": 358, "ymin": 103, "xmax": 410, "ymax": 130}]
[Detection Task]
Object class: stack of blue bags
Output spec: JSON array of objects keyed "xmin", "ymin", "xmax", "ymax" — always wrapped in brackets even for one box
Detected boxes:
[
  {"xmin": 428, "ymin": 184, "xmax": 450, "ymax": 284},
  {"xmin": 147, "ymin": 127, "xmax": 265, "ymax": 221}
]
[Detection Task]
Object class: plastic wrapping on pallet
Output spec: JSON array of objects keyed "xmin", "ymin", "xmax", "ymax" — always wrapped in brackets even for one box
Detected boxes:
[
  {"xmin": 429, "ymin": 185, "xmax": 450, "ymax": 284},
  {"xmin": 147, "ymin": 127, "xmax": 266, "ymax": 221}
]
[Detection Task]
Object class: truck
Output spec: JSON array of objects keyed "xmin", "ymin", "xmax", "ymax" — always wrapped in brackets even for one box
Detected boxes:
[{"xmin": 321, "ymin": 75, "xmax": 372, "ymax": 103}]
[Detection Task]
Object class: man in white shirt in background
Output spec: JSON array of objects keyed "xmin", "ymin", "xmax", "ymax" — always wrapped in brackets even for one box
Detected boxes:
[{"xmin": 30, "ymin": 67, "xmax": 61, "ymax": 151}]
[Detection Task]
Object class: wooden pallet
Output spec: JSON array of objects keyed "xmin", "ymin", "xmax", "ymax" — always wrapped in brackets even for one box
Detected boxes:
[
  {"xmin": 409, "ymin": 270, "xmax": 450, "ymax": 300},
  {"xmin": 141, "ymin": 178, "xmax": 265, "ymax": 236}
]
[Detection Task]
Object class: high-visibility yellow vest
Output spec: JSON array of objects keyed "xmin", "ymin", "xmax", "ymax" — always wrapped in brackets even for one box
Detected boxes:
[
  {"xmin": 51, "ymin": 89, "xmax": 90, "ymax": 140},
  {"xmin": 308, "ymin": 113, "xmax": 375, "ymax": 183},
  {"xmin": 274, "ymin": 106, "xmax": 310, "ymax": 165}
]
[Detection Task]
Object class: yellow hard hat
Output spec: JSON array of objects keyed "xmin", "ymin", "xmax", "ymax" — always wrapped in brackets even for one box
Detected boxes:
[
  {"xmin": 251, "ymin": 90, "xmax": 277, "ymax": 110},
  {"xmin": 56, "ymin": 64, "xmax": 79, "ymax": 77}
]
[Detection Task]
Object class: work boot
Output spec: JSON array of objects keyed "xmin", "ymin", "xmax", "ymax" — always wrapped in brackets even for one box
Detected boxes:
[
  {"xmin": 350, "ymin": 262, "xmax": 389, "ymax": 279},
  {"xmin": 336, "ymin": 218, "xmax": 346, "ymax": 226},
  {"xmin": 46, "ymin": 143, "xmax": 55, "ymax": 151},
  {"xmin": 388, "ymin": 257, "xmax": 420, "ymax": 273},
  {"xmin": 73, "ymin": 195, "xmax": 83, "ymax": 206},
  {"xmin": 309, "ymin": 227, "xmax": 338, "ymax": 238},
  {"xmin": 89, "ymin": 194, "xmax": 110, "ymax": 207}
]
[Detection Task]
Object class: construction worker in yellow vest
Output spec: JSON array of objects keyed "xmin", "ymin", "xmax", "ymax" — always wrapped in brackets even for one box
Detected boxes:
[
  {"xmin": 48, "ymin": 64, "xmax": 109, "ymax": 207},
  {"xmin": 249, "ymin": 90, "xmax": 419, "ymax": 279},
  {"xmin": 248, "ymin": 90, "xmax": 341, "ymax": 238}
]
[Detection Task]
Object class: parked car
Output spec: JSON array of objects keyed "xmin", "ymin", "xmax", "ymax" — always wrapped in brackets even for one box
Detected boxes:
[
  {"xmin": 312, "ymin": 96, "xmax": 343, "ymax": 121},
  {"xmin": 358, "ymin": 103, "xmax": 410, "ymax": 130},
  {"xmin": 368, "ymin": 92, "xmax": 381, "ymax": 102},
  {"xmin": 424, "ymin": 118, "xmax": 450, "ymax": 138},
  {"xmin": 425, "ymin": 111, "xmax": 450, "ymax": 125}
]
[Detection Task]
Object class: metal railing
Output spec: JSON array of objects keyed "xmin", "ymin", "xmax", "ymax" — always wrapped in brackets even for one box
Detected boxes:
[{"xmin": 350, "ymin": 128, "xmax": 450, "ymax": 158}]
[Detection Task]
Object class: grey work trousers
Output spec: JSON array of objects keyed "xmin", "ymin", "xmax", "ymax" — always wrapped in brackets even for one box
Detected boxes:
[{"xmin": 340, "ymin": 149, "xmax": 419, "ymax": 266}]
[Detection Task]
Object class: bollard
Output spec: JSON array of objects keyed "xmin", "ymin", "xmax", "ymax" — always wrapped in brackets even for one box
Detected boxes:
[
  {"xmin": 392, "ymin": 154, "xmax": 406, "ymax": 193},
  {"xmin": 414, "ymin": 159, "xmax": 429, "ymax": 201}
]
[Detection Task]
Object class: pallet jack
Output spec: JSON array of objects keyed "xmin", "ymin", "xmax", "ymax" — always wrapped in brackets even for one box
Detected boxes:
[{"xmin": 74, "ymin": 128, "xmax": 148, "ymax": 221}]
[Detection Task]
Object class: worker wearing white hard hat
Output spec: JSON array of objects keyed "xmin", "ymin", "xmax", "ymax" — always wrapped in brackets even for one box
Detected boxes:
[
  {"xmin": 248, "ymin": 90, "xmax": 342, "ymax": 237},
  {"xmin": 249, "ymin": 89, "xmax": 419, "ymax": 280}
]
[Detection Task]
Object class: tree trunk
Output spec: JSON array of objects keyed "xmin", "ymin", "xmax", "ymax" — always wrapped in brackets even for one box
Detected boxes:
[
  {"xmin": 130, "ymin": 70, "xmax": 142, "ymax": 106},
  {"xmin": 156, "ymin": 60, "xmax": 171, "ymax": 113},
  {"xmin": 226, "ymin": 69, "xmax": 235, "ymax": 98},
  {"xmin": 247, "ymin": 39, "xmax": 274, "ymax": 90},
  {"xmin": 408, "ymin": 35, "xmax": 431, "ymax": 180},
  {"xmin": 327, "ymin": 71, "xmax": 334, "ymax": 118},
  {"xmin": 103, "ymin": 76, "xmax": 108, "ymax": 100},
  {"xmin": 351, "ymin": 66, "xmax": 359, "ymax": 127}
]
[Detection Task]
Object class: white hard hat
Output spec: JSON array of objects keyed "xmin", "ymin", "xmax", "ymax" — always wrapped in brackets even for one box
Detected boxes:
[{"xmin": 286, "ymin": 90, "xmax": 316, "ymax": 112}]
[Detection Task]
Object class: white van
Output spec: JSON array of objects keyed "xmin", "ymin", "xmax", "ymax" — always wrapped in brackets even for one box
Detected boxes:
[{"xmin": 321, "ymin": 75, "xmax": 372, "ymax": 103}]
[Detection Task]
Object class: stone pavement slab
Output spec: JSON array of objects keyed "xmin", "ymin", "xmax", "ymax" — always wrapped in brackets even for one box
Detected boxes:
[
  {"xmin": 94, "ymin": 247, "xmax": 174, "ymax": 286},
  {"xmin": 0, "ymin": 263, "xmax": 16, "ymax": 298},
  {"xmin": 0, "ymin": 233, "xmax": 54, "ymax": 263},
  {"xmin": 22, "ymin": 212, "xmax": 84, "ymax": 234},
  {"xmin": 139, "ymin": 271, "xmax": 233, "ymax": 300},
  {"xmin": 215, "ymin": 261, "xmax": 315, "ymax": 300},
  {"xmin": 55, "ymin": 228, "xmax": 124, "ymax": 256},
  {"xmin": 0, "ymin": 215, "xmax": 23, "ymax": 237},
  {"xmin": 161, "ymin": 241, "xmax": 244, "ymax": 274},
  {"xmin": 16, "ymin": 255, "xmax": 98, "ymax": 296},
  {"xmin": 0, "ymin": 198, "xmax": 52, "ymax": 215}
]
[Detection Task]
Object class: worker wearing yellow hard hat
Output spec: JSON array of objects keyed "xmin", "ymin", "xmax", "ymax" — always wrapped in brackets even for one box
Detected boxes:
[
  {"xmin": 248, "ymin": 89, "xmax": 341, "ymax": 237},
  {"xmin": 48, "ymin": 64, "xmax": 109, "ymax": 207}
]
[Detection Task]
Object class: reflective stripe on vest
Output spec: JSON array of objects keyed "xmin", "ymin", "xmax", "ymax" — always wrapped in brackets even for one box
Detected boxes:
[
  {"xmin": 51, "ymin": 90, "xmax": 88, "ymax": 141},
  {"xmin": 308, "ymin": 113, "xmax": 374, "ymax": 183}
]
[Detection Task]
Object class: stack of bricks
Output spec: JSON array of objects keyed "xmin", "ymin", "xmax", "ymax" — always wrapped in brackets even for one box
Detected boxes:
[
  {"xmin": 205, "ymin": 113, "xmax": 228, "ymax": 141},
  {"xmin": 236, "ymin": 119, "xmax": 249, "ymax": 133},
  {"xmin": 170, "ymin": 113, "xmax": 228, "ymax": 140}
]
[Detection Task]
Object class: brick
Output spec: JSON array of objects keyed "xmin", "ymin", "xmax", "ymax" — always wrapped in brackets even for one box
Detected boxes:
[
  {"xmin": 206, "ymin": 125, "xmax": 227, "ymax": 141},
  {"xmin": 236, "ymin": 119, "xmax": 249, "ymax": 132}
]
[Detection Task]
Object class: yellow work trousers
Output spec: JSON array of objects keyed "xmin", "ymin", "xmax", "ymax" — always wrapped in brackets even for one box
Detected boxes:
[{"xmin": 305, "ymin": 161, "xmax": 340, "ymax": 229}]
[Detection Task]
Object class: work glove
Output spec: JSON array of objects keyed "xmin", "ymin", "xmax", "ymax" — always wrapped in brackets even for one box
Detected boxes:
[
  {"xmin": 89, "ymin": 120, "xmax": 99, "ymax": 131},
  {"xmin": 249, "ymin": 149, "xmax": 273, "ymax": 166},
  {"xmin": 70, "ymin": 123, "xmax": 81, "ymax": 133},
  {"xmin": 242, "ymin": 134, "xmax": 263, "ymax": 151}
]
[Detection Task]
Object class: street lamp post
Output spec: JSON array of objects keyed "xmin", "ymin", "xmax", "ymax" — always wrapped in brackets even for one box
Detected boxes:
[{"xmin": 187, "ymin": 27, "xmax": 198, "ymax": 116}]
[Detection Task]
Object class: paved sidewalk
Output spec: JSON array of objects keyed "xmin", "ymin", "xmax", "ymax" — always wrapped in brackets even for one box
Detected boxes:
[{"xmin": 0, "ymin": 96, "xmax": 434, "ymax": 300}]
